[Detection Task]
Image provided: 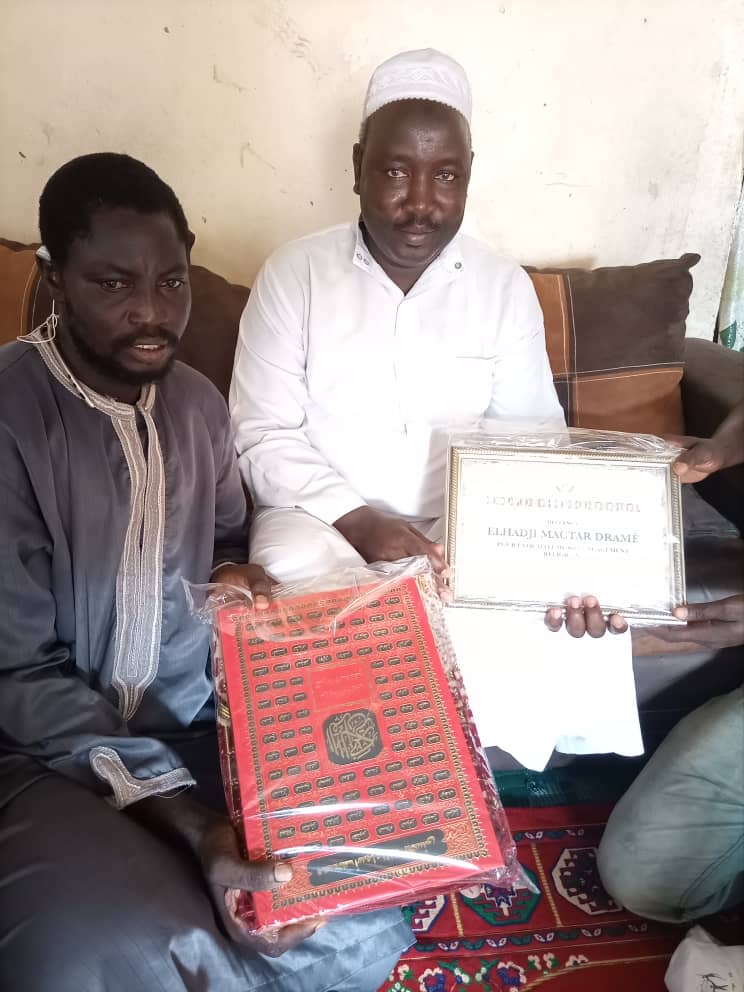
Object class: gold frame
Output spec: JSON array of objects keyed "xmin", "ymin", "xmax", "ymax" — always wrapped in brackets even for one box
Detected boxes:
[{"xmin": 445, "ymin": 443, "xmax": 686, "ymax": 623}]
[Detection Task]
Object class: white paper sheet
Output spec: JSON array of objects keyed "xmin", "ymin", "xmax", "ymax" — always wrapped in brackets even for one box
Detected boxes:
[
  {"xmin": 444, "ymin": 605, "xmax": 643, "ymax": 771},
  {"xmin": 665, "ymin": 926, "xmax": 744, "ymax": 992}
]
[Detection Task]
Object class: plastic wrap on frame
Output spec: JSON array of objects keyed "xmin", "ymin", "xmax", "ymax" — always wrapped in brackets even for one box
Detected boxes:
[
  {"xmin": 445, "ymin": 425, "xmax": 686, "ymax": 622},
  {"xmin": 186, "ymin": 557, "xmax": 531, "ymax": 937},
  {"xmin": 448, "ymin": 422, "xmax": 684, "ymax": 457}
]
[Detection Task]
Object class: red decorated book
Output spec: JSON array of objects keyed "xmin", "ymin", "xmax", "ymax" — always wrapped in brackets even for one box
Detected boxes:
[{"xmin": 214, "ymin": 572, "xmax": 508, "ymax": 929}]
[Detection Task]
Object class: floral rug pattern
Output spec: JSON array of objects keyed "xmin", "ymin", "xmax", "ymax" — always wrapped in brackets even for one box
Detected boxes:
[{"xmin": 378, "ymin": 803, "xmax": 681, "ymax": 990}]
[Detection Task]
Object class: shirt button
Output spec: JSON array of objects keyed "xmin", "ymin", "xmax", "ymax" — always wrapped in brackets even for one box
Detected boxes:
[
  {"xmin": 454, "ymin": 261, "xmax": 462, "ymax": 269},
  {"xmin": 356, "ymin": 252, "xmax": 363, "ymax": 260}
]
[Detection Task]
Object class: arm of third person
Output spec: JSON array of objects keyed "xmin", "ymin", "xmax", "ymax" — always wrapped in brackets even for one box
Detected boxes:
[
  {"xmin": 669, "ymin": 400, "xmax": 744, "ymax": 483},
  {"xmin": 645, "ymin": 595, "xmax": 744, "ymax": 650}
]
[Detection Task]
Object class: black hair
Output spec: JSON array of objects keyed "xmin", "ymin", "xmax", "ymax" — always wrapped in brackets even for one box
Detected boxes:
[{"xmin": 38, "ymin": 152, "xmax": 191, "ymax": 265}]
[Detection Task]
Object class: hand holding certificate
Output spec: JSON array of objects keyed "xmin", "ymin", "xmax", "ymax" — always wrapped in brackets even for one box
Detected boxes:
[{"xmin": 445, "ymin": 426, "xmax": 686, "ymax": 624}]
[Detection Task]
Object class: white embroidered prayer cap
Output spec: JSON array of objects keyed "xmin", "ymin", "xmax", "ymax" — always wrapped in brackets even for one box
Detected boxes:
[{"xmin": 362, "ymin": 48, "xmax": 472, "ymax": 125}]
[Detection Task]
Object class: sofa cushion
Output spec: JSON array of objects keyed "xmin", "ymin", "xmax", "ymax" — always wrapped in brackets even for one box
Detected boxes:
[
  {"xmin": 529, "ymin": 253, "xmax": 700, "ymax": 436},
  {"xmin": 0, "ymin": 239, "xmax": 49, "ymax": 347},
  {"xmin": 0, "ymin": 238, "xmax": 699, "ymax": 436},
  {"xmin": 178, "ymin": 265, "xmax": 249, "ymax": 401}
]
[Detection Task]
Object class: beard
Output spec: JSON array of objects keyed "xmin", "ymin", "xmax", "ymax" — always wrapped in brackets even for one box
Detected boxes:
[{"xmin": 64, "ymin": 309, "xmax": 179, "ymax": 387}]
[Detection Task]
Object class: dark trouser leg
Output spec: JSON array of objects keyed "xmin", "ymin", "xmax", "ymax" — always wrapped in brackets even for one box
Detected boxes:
[{"xmin": 0, "ymin": 772, "xmax": 411, "ymax": 992}]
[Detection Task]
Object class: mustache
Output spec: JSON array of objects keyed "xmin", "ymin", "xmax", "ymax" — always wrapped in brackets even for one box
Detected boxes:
[{"xmin": 395, "ymin": 222, "xmax": 440, "ymax": 234}]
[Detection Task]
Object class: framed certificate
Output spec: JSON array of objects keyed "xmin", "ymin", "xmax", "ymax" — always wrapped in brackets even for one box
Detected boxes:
[{"xmin": 445, "ymin": 436, "xmax": 686, "ymax": 623}]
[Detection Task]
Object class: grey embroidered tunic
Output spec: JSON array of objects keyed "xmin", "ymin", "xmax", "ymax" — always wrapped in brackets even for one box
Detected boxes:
[{"xmin": 0, "ymin": 338, "xmax": 250, "ymax": 809}]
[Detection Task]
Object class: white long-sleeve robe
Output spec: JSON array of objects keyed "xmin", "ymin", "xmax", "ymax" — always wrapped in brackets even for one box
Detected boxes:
[{"xmin": 230, "ymin": 222, "xmax": 565, "ymax": 526}]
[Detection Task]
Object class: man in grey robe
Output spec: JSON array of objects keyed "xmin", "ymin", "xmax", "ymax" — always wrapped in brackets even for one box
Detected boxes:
[{"xmin": 0, "ymin": 153, "xmax": 412, "ymax": 992}]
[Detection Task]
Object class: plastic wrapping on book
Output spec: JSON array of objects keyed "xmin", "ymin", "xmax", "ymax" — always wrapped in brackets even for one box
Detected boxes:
[{"xmin": 187, "ymin": 557, "xmax": 529, "ymax": 936}]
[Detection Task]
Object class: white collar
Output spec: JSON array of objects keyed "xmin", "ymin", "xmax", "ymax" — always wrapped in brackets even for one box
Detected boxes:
[{"xmin": 352, "ymin": 222, "xmax": 465, "ymax": 294}]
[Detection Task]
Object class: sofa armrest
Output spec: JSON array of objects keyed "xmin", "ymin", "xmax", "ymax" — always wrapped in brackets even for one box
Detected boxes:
[
  {"xmin": 681, "ymin": 338, "xmax": 744, "ymax": 531},
  {"xmin": 682, "ymin": 338, "xmax": 744, "ymax": 434}
]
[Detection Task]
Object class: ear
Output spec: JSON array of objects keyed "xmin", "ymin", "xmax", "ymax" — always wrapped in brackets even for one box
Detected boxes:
[
  {"xmin": 352, "ymin": 143, "xmax": 363, "ymax": 195},
  {"xmin": 466, "ymin": 149, "xmax": 474, "ymax": 187},
  {"xmin": 186, "ymin": 229, "xmax": 196, "ymax": 252},
  {"xmin": 36, "ymin": 256, "xmax": 65, "ymax": 305}
]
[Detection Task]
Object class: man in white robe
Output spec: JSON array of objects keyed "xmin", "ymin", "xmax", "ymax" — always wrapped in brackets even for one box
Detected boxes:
[
  {"xmin": 230, "ymin": 52, "xmax": 630, "ymax": 769},
  {"xmin": 230, "ymin": 49, "xmax": 565, "ymax": 577}
]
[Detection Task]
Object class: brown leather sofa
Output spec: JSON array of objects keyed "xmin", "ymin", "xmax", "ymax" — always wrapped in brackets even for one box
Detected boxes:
[{"xmin": 1, "ymin": 238, "xmax": 742, "ymax": 763}]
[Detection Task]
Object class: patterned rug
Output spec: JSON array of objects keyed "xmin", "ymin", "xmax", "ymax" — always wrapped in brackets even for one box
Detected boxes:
[{"xmin": 378, "ymin": 802, "xmax": 682, "ymax": 991}]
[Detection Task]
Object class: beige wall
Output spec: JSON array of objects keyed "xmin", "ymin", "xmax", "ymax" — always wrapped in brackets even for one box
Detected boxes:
[{"xmin": 2, "ymin": 0, "xmax": 742, "ymax": 338}]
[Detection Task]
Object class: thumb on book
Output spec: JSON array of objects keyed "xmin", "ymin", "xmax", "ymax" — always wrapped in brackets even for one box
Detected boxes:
[{"xmin": 227, "ymin": 857, "xmax": 293, "ymax": 892}]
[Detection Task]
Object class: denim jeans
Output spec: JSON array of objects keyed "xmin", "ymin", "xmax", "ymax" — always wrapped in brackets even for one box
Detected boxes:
[{"xmin": 598, "ymin": 686, "xmax": 744, "ymax": 922}]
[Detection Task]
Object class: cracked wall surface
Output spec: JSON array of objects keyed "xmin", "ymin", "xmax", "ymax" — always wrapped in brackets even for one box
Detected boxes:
[{"xmin": 2, "ymin": 0, "xmax": 742, "ymax": 339}]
